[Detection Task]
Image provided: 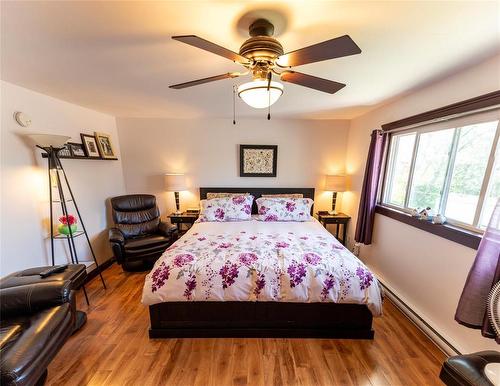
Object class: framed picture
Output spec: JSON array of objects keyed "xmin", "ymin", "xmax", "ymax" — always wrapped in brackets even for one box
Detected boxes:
[
  {"xmin": 240, "ymin": 144, "xmax": 278, "ymax": 177},
  {"xmin": 68, "ymin": 142, "xmax": 86, "ymax": 158},
  {"xmin": 95, "ymin": 132, "xmax": 117, "ymax": 159},
  {"xmin": 57, "ymin": 144, "xmax": 72, "ymax": 158},
  {"xmin": 80, "ymin": 133, "xmax": 101, "ymax": 158}
]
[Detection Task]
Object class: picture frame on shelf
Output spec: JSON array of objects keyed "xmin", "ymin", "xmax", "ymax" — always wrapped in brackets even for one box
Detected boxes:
[
  {"xmin": 80, "ymin": 133, "xmax": 101, "ymax": 158},
  {"xmin": 95, "ymin": 132, "xmax": 117, "ymax": 159},
  {"xmin": 58, "ymin": 144, "xmax": 72, "ymax": 158},
  {"xmin": 68, "ymin": 142, "xmax": 86, "ymax": 158},
  {"xmin": 239, "ymin": 144, "xmax": 278, "ymax": 177}
]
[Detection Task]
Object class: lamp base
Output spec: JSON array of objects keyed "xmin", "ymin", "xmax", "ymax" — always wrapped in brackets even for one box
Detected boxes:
[
  {"xmin": 329, "ymin": 192, "xmax": 338, "ymax": 216},
  {"xmin": 174, "ymin": 191, "xmax": 181, "ymax": 215}
]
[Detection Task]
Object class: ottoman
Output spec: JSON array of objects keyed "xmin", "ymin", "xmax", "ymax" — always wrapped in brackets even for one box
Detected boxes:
[{"xmin": 0, "ymin": 264, "xmax": 88, "ymax": 331}]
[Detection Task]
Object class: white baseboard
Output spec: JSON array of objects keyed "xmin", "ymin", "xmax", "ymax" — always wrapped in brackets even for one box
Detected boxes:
[{"xmin": 378, "ymin": 279, "xmax": 461, "ymax": 356}]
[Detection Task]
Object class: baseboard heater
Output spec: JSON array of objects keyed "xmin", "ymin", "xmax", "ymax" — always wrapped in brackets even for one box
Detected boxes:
[{"xmin": 379, "ymin": 280, "xmax": 461, "ymax": 356}]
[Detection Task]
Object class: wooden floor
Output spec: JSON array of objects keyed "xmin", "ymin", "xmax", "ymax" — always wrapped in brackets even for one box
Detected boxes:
[{"xmin": 47, "ymin": 264, "xmax": 446, "ymax": 386}]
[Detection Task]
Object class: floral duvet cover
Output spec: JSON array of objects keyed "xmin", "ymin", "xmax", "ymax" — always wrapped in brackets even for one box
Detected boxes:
[{"xmin": 142, "ymin": 218, "xmax": 382, "ymax": 316}]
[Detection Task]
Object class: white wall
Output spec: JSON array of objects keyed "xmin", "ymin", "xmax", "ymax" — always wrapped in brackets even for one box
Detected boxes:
[
  {"xmin": 0, "ymin": 81, "xmax": 126, "ymax": 276},
  {"xmin": 344, "ymin": 53, "xmax": 500, "ymax": 354},
  {"xmin": 116, "ymin": 118, "xmax": 350, "ymax": 220}
]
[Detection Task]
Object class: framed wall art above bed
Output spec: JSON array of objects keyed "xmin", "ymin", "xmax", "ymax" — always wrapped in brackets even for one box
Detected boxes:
[{"xmin": 240, "ymin": 144, "xmax": 277, "ymax": 177}]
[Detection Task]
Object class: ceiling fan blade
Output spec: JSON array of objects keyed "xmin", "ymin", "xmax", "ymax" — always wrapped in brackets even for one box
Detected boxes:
[
  {"xmin": 277, "ymin": 35, "xmax": 361, "ymax": 67},
  {"xmin": 172, "ymin": 35, "xmax": 249, "ymax": 64},
  {"xmin": 169, "ymin": 73, "xmax": 240, "ymax": 89},
  {"xmin": 280, "ymin": 71, "xmax": 346, "ymax": 94}
]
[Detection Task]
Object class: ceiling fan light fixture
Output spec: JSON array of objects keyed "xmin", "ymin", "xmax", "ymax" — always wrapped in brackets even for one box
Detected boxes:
[{"xmin": 237, "ymin": 80, "xmax": 284, "ymax": 109}]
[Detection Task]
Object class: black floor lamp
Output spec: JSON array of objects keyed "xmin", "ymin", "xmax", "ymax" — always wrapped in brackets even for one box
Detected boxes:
[{"xmin": 28, "ymin": 134, "xmax": 106, "ymax": 304}]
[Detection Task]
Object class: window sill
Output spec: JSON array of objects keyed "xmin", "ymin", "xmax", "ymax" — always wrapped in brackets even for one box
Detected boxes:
[{"xmin": 375, "ymin": 205, "xmax": 481, "ymax": 250}]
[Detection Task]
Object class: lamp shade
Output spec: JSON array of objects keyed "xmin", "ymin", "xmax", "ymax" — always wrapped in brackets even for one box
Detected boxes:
[
  {"xmin": 164, "ymin": 173, "xmax": 187, "ymax": 192},
  {"xmin": 325, "ymin": 175, "xmax": 347, "ymax": 192},
  {"xmin": 237, "ymin": 80, "xmax": 284, "ymax": 109},
  {"xmin": 26, "ymin": 134, "xmax": 71, "ymax": 148}
]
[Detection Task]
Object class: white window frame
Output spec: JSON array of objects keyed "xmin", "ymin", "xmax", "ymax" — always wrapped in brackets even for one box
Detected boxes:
[{"xmin": 380, "ymin": 108, "xmax": 500, "ymax": 233}]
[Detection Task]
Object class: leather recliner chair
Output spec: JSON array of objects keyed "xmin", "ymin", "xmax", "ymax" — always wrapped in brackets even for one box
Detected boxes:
[{"xmin": 109, "ymin": 194, "xmax": 178, "ymax": 271}]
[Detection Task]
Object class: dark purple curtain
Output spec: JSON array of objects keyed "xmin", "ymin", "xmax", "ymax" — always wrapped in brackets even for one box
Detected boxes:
[
  {"xmin": 354, "ymin": 129, "xmax": 388, "ymax": 245},
  {"xmin": 455, "ymin": 198, "xmax": 500, "ymax": 342}
]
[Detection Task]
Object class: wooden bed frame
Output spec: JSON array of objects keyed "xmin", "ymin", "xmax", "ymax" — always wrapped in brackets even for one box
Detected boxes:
[{"xmin": 148, "ymin": 187, "xmax": 374, "ymax": 339}]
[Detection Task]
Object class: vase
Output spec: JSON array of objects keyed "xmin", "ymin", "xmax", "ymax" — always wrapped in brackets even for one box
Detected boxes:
[{"xmin": 58, "ymin": 224, "xmax": 77, "ymax": 235}]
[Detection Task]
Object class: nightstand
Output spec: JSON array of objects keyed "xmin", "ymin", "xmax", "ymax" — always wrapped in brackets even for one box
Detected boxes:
[
  {"xmin": 167, "ymin": 212, "xmax": 199, "ymax": 235},
  {"xmin": 317, "ymin": 212, "xmax": 351, "ymax": 246}
]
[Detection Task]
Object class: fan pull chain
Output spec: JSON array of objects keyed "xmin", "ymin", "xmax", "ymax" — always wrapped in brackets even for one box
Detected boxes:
[
  {"xmin": 267, "ymin": 72, "xmax": 271, "ymax": 120},
  {"xmin": 232, "ymin": 85, "xmax": 236, "ymax": 125},
  {"xmin": 267, "ymin": 90, "xmax": 271, "ymax": 120}
]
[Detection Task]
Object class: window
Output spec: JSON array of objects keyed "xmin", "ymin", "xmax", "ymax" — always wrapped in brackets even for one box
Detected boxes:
[{"xmin": 381, "ymin": 111, "xmax": 500, "ymax": 231}]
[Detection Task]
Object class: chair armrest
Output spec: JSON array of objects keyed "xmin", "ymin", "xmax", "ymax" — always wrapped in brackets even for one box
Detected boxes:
[
  {"xmin": 109, "ymin": 227, "xmax": 125, "ymax": 243},
  {"xmin": 158, "ymin": 221, "xmax": 178, "ymax": 237},
  {"xmin": 0, "ymin": 281, "xmax": 72, "ymax": 316}
]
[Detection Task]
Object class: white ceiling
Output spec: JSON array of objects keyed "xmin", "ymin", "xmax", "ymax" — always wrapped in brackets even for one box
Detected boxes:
[{"xmin": 1, "ymin": 1, "xmax": 499, "ymax": 119}]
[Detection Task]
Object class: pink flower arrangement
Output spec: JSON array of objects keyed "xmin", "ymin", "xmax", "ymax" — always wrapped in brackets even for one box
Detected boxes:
[{"xmin": 59, "ymin": 215, "xmax": 77, "ymax": 225}]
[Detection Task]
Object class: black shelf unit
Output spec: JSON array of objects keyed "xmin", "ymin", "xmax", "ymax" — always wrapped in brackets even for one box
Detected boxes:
[
  {"xmin": 40, "ymin": 146, "xmax": 107, "ymax": 304},
  {"xmin": 42, "ymin": 154, "xmax": 118, "ymax": 160}
]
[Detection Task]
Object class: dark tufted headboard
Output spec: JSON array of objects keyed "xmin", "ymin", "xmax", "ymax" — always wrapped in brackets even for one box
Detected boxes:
[{"xmin": 199, "ymin": 187, "xmax": 315, "ymax": 215}]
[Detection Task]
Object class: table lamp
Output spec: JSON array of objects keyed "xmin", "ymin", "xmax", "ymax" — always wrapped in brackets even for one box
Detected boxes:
[
  {"xmin": 324, "ymin": 175, "xmax": 347, "ymax": 215},
  {"xmin": 164, "ymin": 173, "xmax": 187, "ymax": 214}
]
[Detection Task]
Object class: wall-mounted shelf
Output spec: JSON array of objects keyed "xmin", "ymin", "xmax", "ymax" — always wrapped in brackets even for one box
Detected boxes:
[{"xmin": 42, "ymin": 154, "xmax": 118, "ymax": 160}]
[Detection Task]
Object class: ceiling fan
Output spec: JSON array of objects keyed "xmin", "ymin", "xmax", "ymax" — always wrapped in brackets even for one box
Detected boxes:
[{"xmin": 169, "ymin": 18, "xmax": 361, "ymax": 109}]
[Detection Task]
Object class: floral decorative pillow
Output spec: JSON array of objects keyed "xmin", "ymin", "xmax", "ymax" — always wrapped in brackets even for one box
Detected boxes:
[
  {"xmin": 198, "ymin": 195, "xmax": 254, "ymax": 222},
  {"xmin": 256, "ymin": 197, "xmax": 313, "ymax": 222}
]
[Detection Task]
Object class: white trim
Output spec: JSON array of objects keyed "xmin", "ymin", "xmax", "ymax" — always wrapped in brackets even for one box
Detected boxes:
[
  {"xmin": 439, "ymin": 128, "xmax": 460, "ymax": 214},
  {"xmin": 475, "ymin": 121, "xmax": 500, "ymax": 225},
  {"xmin": 404, "ymin": 134, "xmax": 420, "ymax": 207},
  {"xmin": 479, "ymin": 138, "xmax": 500, "ymax": 227}
]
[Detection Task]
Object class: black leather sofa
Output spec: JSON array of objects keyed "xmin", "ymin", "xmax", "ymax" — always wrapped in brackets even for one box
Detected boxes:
[
  {"xmin": 109, "ymin": 194, "xmax": 178, "ymax": 271},
  {"xmin": 0, "ymin": 264, "xmax": 87, "ymax": 386}
]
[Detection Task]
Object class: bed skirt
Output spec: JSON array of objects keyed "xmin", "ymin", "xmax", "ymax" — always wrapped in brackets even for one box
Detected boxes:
[{"xmin": 149, "ymin": 301, "xmax": 374, "ymax": 339}]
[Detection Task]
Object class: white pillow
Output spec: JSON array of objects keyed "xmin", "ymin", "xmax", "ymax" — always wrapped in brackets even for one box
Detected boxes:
[
  {"xmin": 256, "ymin": 197, "xmax": 313, "ymax": 222},
  {"xmin": 198, "ymin": 195, "xmax": 254, "ymax": 222}
]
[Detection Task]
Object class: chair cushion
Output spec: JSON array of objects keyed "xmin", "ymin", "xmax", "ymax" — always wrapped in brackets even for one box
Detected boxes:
[
  {"xmin": 125, "ymin": 234, "xmax": 171, "ymax": 250},
  {"xmin": 0, "ymin": 304, "xmax": 74, "ymax": 386},
  {"xmin": 111, "ymin": 194, "xmax": 161, "ymax": 238},
  {"xmin": 440, "ymin": 351, "xmax": 500, "ymax": 386},
  {"xmin": 0, "ymin": 264, "xmax": 87, "ymax": 290},
  {"xmin": 111, "ymin": 194, "xmax": 156, "ymax": 212}
]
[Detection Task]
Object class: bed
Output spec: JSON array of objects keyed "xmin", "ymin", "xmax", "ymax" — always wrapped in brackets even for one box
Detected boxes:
[{"xmin": 143, "ymin": 187, "xmax": 382, "ymax": 339}]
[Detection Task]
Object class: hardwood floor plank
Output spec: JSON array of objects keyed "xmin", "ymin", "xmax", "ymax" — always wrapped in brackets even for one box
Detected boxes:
[{"xmin": 47, "ymin": 264, "xmax": 446, "ymax": 386}]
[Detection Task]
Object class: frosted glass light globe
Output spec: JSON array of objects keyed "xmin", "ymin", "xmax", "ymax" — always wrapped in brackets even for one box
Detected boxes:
[{"xmin": 237, "ymin": 80, "xmax": 284, "ymax": 109}]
